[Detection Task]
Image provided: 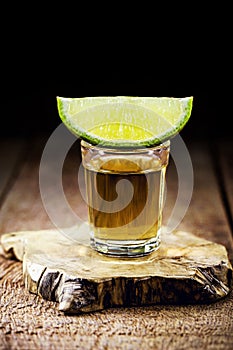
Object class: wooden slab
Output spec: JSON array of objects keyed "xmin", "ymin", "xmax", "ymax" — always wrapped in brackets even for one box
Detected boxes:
[{"xmin": 1, "ymin": 225, "xmax": 232, "ymax": 314}]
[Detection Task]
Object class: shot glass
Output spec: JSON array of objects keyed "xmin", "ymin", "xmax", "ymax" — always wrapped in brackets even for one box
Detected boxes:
[{"xmin": 81, "ymin": 140, "xmax": 170, "ymax": 257}]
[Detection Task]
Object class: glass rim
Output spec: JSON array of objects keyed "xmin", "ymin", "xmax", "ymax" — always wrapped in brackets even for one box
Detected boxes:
[{"xmin": 80, "ymin": 139, "xmax": 170, "ymax": 153}]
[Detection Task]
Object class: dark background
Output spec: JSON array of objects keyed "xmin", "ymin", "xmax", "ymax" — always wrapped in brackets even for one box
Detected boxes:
[
  {"xmin": 0, "ymin": 8, "xmax": 232, "ymax": 139},
  {"xmin": 1, "ymin": 6, "xmax": 231, "ymax": 143},
  {"xmin": 1, "ymin": 72, "xmax": 230, "ymax": 142}
]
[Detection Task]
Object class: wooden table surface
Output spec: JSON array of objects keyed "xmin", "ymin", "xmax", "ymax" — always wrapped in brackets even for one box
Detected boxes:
[{"xmin": 0, "ymin": 135, "xmax": 233, "ymax": 350}]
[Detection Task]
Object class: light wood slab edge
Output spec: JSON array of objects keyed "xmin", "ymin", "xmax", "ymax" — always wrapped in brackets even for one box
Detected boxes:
[{"xmin": 1, "ymin": 226, "xmax": 232, "ymax": 314}]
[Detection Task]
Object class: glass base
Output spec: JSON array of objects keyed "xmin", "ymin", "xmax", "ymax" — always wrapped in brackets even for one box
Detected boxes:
[{"xmin": 90, "ymin": 236, "xmax": 161, "ymax": 257}]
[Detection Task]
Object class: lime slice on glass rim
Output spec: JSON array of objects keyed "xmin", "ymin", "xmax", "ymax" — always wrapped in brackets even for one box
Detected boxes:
[{"xmin": 56, "ymin": 96, "xmax": 193, "ymax": 147}]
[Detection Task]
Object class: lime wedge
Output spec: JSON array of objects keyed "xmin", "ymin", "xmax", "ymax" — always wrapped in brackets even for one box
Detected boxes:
[{"xmin": 57, "ymin": 96, "xmax": 193, "ymax": 147}]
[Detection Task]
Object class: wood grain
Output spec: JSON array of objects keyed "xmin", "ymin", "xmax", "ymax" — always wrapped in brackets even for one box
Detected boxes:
[
  {"xmin": 164, "ymin": 141, "xmax": 233, "ymax": 263},
  {"xmin": 218, "ymin": 140, "xmax": 233, "ymax": 226},
  {"xmin": 0, "ymin": 138, "xmax": 27, "ymax": 200},
  {"xmin": 1, "ymin": 137, "xmax": 233, "ymax": 350},
  {"xmin": 1, "ymin": 226, "xmax": 232, "ymax": 314}
]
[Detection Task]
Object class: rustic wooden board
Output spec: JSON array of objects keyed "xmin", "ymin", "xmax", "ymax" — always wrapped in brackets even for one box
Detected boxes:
[
  {"xmin": 1, "ymin": 225, "xmax": 232, "ymax": 314},
  {"xmin": 218, "ymin": 140, "xmax": 233, "ymax": 223},
  {"xmin": 0, "ymin": 138, "xmax": 85, "ymax": 234},
  {"xmin": 0, "ymin": 138, "xmax": 26, "ymax": 200},
  {"xmin": 1, "ymin": 138, "xmax": 233, "ymax": 350},
  {"xmin": 164, "ymin": 141, "xmax": 233, "ymax": 263}
]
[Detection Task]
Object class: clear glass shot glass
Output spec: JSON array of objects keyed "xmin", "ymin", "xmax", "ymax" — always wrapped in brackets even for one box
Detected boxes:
[{"xmin": 81, "ymin": 140, "xmax": 170, "ymax": 257}]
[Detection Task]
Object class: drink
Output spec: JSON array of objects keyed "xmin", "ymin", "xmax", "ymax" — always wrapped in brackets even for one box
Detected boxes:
[
  {"xmin": 81, "ymin": 140, "xmax": 170, "ymax": 256},
  {"xmin": 57, "ymin": 95, "xmax": 193, "ymax": 256}
]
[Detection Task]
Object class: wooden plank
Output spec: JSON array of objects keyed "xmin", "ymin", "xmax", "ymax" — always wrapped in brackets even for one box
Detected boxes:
[
  {"xmin": 164, "ymin": 140, "xmax": 233, "ymax": 263},
  {"xmin": 0, "ymin": 137, "xmax": 85, "ymax": 234},
  {"xmin": 0, "ymin": 138, "xmax": 27, "ymax": 201},
  {"xmin": 0, "ymin": 137, "xmax": 51, "ymax": 234},
  {"xmin": 217, "ymin": 140, "xmax": 233, "ymax": 229},
  {"xmin": 0, "ymin": 138, "xmax": 28, "ymax": 257},
  {"xmin": 0, "ymin": 137, "xmax": 233, "ymax": 350}
]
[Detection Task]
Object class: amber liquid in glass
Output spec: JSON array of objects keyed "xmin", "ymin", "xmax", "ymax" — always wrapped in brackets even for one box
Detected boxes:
[{"xmin": 84, "ymin": 155, "xmax": 167, "ymax": 251}]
